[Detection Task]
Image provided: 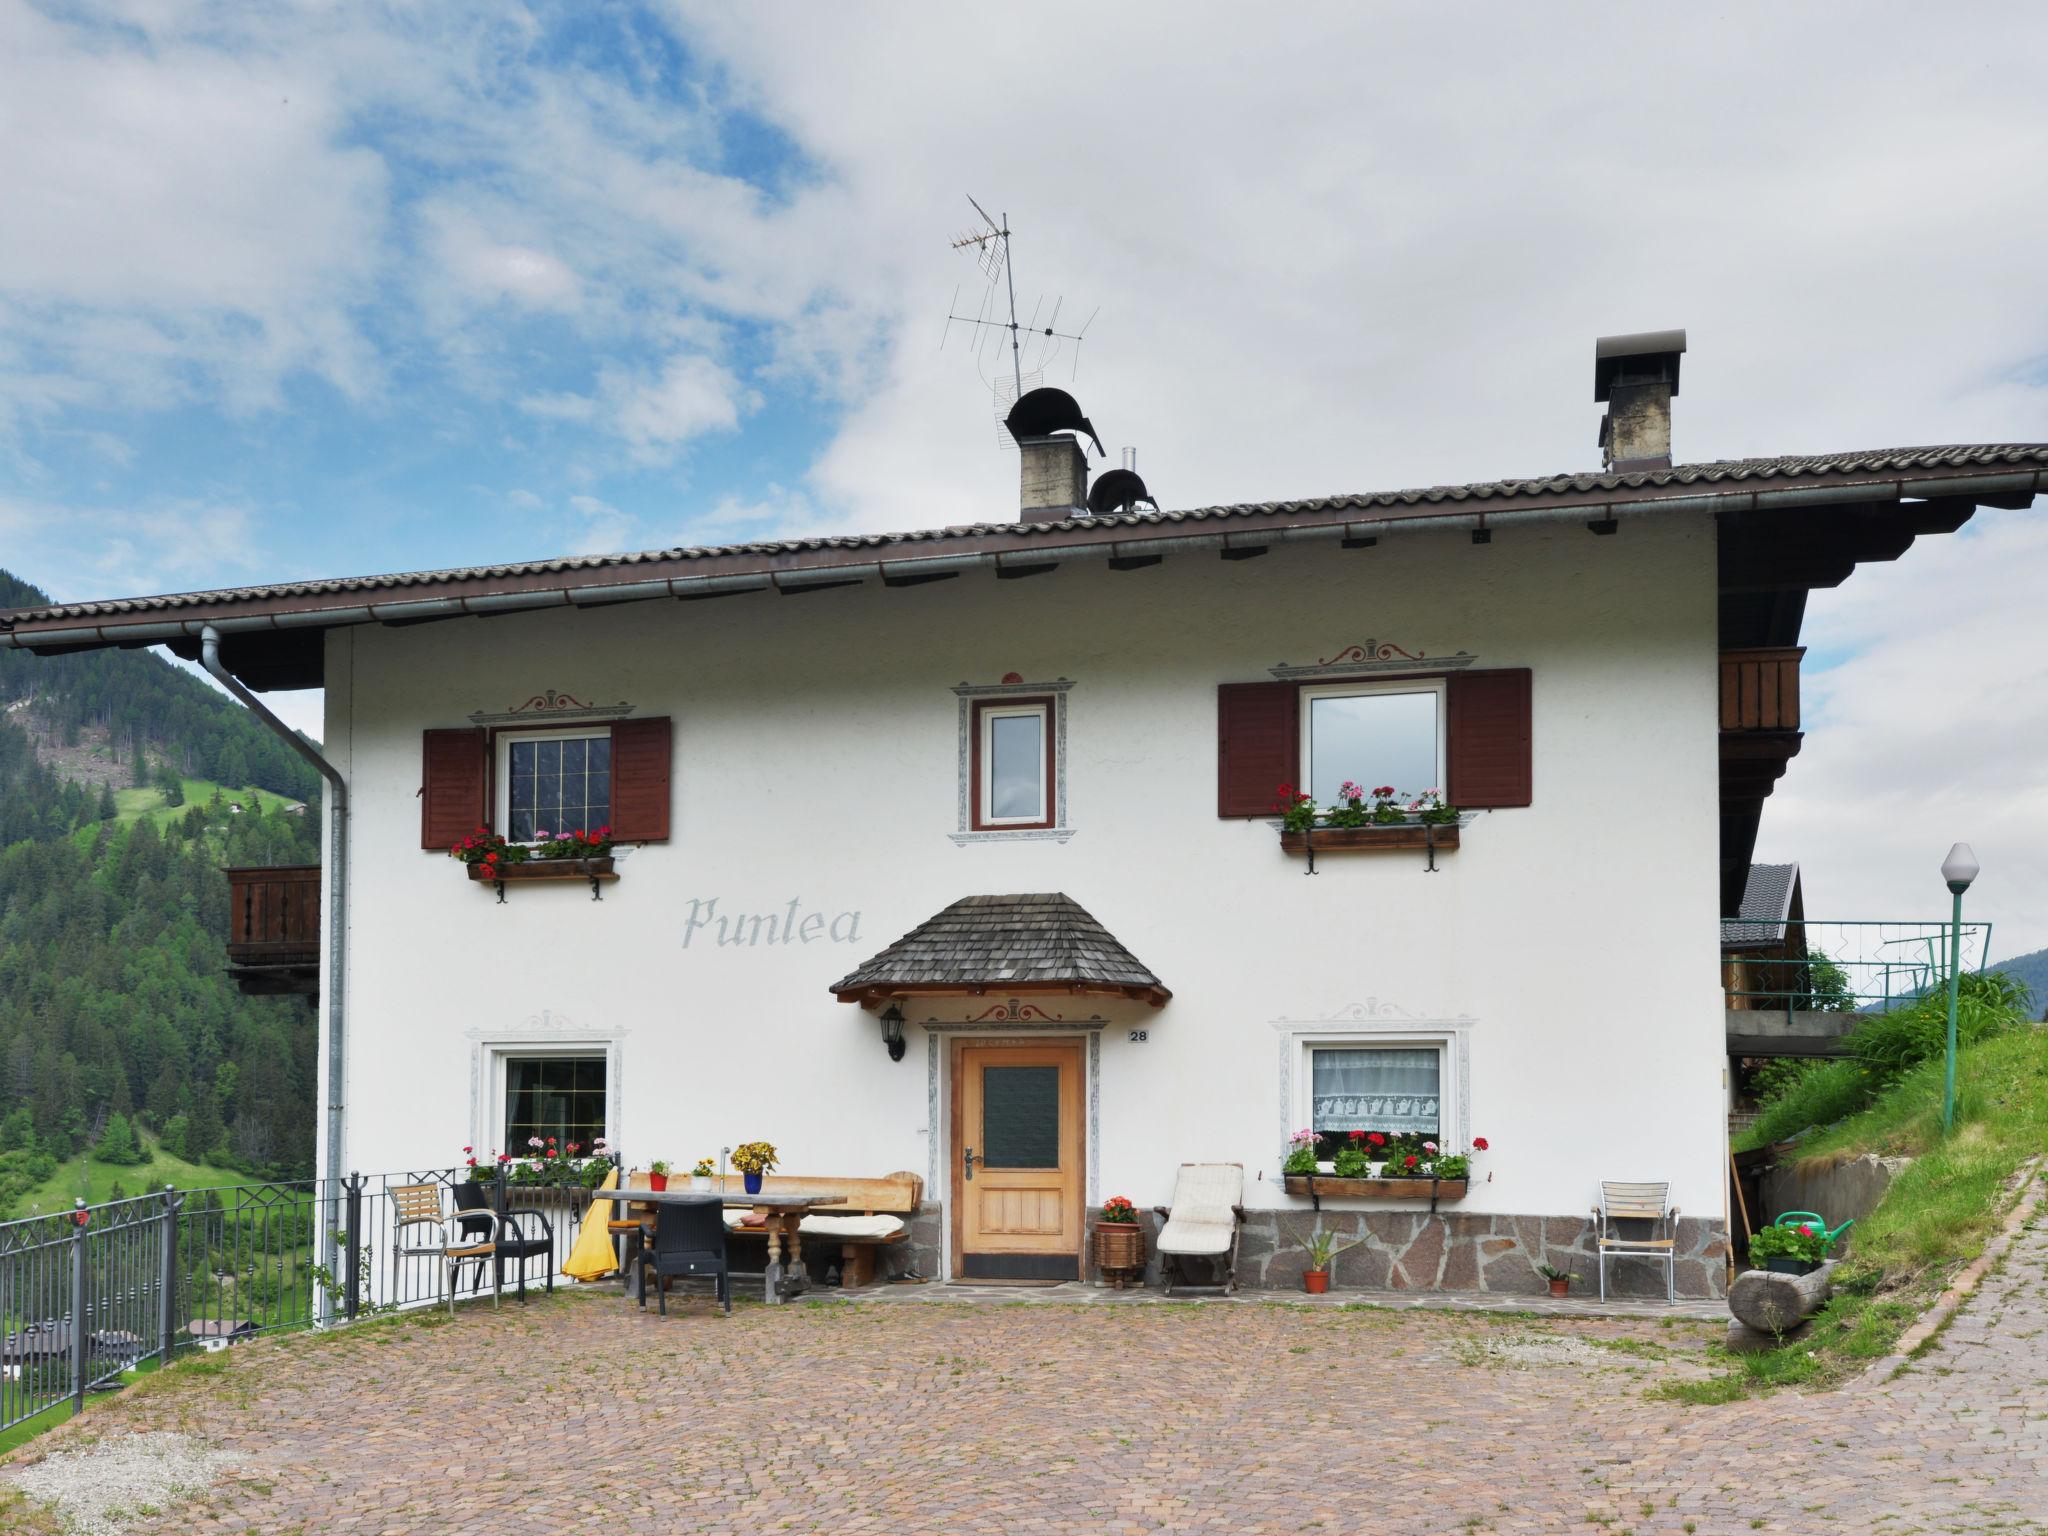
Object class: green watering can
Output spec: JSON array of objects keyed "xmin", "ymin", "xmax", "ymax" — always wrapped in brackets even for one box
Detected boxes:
[{"xmin": 1773, "ymin": 1210, "xmax": 1855, "ymax": 1245}]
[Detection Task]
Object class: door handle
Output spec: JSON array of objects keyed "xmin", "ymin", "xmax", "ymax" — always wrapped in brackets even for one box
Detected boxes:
[{"xmin": 963, "ymin": 1145, "xmax": 977, "ymax": 1182}]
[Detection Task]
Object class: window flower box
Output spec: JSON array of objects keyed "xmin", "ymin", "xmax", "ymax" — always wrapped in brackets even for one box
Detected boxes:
[
  {"xmin": 1283, "ymin": 1174, "xmax": 1469, "ymax": 1202},
  {"xmin": 1278, "ymin": 824, "xmax": 1459, "ymax": 855},
  {"xmin": 467, "ymin": 856, "xmax": 617, "ymax": 901}
]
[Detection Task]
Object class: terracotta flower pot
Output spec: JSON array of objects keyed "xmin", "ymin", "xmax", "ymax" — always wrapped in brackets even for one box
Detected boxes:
[
  {"xmin": 1302, "ymin": 1269, "xmax": 1331, "ymax": 1295},
  {"xmin": 1548, "ymin": 1277, "xmax": 1570, "ymax": 1298},
  {"xmin": 648, "ymin": 1172, "xmax": 668, "ymax": 1192}
]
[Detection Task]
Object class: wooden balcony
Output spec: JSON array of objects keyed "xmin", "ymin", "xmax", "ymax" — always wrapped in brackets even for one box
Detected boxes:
[
  {"xmin": 1719, "ymin": 649, "xmax": 1805, "ymax": 915},
  {"xmin": 1720, "ymin": 646, "xmax": 1803, "ymax": 732},
  {"xmin": 224, "ymin": 864, "xmax": 320, "ymax": 998}
]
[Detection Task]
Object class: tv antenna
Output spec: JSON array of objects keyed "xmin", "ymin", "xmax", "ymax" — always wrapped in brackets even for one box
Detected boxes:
[{"xmin": 941, "ymin": 197, "xmax": 1097, "ymax": 448}]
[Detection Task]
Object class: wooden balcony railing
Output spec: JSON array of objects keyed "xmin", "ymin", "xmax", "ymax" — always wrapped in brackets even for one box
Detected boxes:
[
  {"xmin": 1719, "ymin": 647, "xmax": 1803, "ymax": 733},
  {"xmin": 224, "ymin": 864, "xmax": 321, "ymax": 967}
]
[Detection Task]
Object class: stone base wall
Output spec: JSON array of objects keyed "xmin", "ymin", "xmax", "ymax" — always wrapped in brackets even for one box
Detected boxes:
[
  {"xmin": 1105, "ymin": 1208, "xmax": 1728, "ymax": 1299},
  {"xmin": 873, "ymin": 1202, "xmax": 1726, "ymax": 1299}
]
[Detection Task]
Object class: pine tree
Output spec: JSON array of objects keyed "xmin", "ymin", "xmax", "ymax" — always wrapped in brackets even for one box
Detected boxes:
[{"xmin": 97, "ymin": 782, "xmax": 117, "ymax": 821}]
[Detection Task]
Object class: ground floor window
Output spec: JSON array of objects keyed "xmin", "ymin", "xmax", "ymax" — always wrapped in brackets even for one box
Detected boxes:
[
  {"xmin": 503, "ymin": 1054, "xmax": 608, "ymax": 1149},
  {"xmin": 1308, "ymin": 1043, "xmax": 1441, "ymax": 1156}
]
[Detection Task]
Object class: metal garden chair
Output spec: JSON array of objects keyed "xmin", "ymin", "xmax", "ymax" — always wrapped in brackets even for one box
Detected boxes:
[
  {"xmin": 392, "ymin": 1182, "xmax": 499, "ymax": 1314},
  {"xmin": 635, "ymin": 1197, "xmax": 730, "ymax": 1315},
  {"xmin": 1594, "ymin": 1180, "xmax": 1680, "ymax": 1301}
]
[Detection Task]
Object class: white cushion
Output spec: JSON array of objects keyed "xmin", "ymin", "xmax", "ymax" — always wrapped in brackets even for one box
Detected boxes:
[
  {"xmin": 797, "ymin": 1214, "xmax": 905, "ymax": 1241},
  {"xmin": 1157, "ymin": 1162, "xmax": 1243, "ymax": 1256}
]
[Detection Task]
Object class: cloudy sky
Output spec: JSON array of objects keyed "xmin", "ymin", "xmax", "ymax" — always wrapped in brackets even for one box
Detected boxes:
[{"xmin": 2, "ymin": 2, "xmax": 2044, "ymax": 954}]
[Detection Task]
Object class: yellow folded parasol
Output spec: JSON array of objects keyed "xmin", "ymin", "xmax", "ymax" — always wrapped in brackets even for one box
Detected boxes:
[{"xmin": 563, "ymin": 1165, "xmax": 621, "ymax": 1281}]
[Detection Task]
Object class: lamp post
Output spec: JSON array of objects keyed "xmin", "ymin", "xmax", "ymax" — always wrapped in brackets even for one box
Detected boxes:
[{"xmin": 1940, "ymin": 842, "xmax": 1979, "ymax": 1134}]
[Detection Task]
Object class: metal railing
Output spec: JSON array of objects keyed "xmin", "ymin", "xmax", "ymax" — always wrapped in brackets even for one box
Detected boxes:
[
  {"xmin": 0, "ymin": 1167, "xmax": 611, "ymax": 1437},
  {"xmin": 1721, "ymin": 918, "xmax": 1994, "ymax": 1016}
]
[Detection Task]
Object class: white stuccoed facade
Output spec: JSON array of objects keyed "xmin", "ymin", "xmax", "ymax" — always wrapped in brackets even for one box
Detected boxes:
[{"xmin": 316, "ymin": 512, "xmax": 1728, "ymax": 1290}]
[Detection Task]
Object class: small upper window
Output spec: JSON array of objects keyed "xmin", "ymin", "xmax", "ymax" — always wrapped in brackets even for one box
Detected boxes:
[
  {"xmin": 1300, "ymin": 680, "xmax": 1445, "ymax": 809},
  {"xmin": 501, "ymin": 730, "xmax": 612, "ymax": 843},
  {"xmin": 975, "ymin": 699, "xmax": 1052, "ymax": 829}
]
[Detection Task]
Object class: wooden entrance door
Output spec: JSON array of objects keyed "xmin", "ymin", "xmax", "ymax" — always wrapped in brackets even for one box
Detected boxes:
[{"xmin": 952, "ymin": 1040, "xmax": 1084, "ymax": 1280}]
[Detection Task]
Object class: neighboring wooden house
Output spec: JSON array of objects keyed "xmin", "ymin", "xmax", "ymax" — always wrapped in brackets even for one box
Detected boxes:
[
  {"xmin": 1721, "ymin": 862, "xmax": 1807, "ymax": 1012},
  {"xmin": 4, "ymin": 331, "xmax": 2041, "ymax": 1297}
]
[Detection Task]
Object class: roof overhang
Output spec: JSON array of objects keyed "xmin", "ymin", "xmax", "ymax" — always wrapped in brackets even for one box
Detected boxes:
[
  {"xmin": 835, "ymin": 981, "xmax": 1172, "ymax": 1010},
  {"xmin": 4, "ymin": 448, "xmax": 2041, "ymax": 692}
]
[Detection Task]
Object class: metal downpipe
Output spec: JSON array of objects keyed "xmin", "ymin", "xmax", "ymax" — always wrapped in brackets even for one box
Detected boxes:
[{"xmin": 198, "ymin": 626, "xmax": 349, "ymax": 1315}]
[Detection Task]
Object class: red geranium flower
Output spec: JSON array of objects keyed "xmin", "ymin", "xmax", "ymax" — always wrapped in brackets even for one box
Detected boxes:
[
  {"xmin": 1471, "ymin": 1137, "xmax": 1489, "ymax": 1152},
  {"xmin": 1367, "ymin": 1132, "xmax": 1385, "ymax": 1147},
  {"xmin": 1348, "ymin": 1130, "xmax": 1365, "ymax": 1142},
  {"xmin": 1403, "ymin": 1154, "xmax": 1419, "ymax": 1169},
  {"xmin": 1797, "ymin": 1224, "xmax": 1814, "ymax": 1237}
]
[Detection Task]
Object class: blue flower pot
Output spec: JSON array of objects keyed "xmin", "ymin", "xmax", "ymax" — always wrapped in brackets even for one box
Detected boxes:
[{"xmin": 743, "ymin": 1171, "xmax": 763, "ymax": 1195}]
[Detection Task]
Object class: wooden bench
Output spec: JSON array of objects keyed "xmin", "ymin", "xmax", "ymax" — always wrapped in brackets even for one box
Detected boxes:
[{"xmin": 719, "ymin": 1171, "xmax": 923, "ymax": 1288}]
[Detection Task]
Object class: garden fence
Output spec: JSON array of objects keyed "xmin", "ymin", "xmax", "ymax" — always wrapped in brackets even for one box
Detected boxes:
[{"xmin": 0, "ymin": 1167, "xmax": 609, "ymax": 1437}]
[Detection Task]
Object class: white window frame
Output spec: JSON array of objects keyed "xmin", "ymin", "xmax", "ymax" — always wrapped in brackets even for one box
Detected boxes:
[
  {"xmin": 495, "ymin": 726, "xmax": 614, "ymax": 846},
  {"xmin": 1298, "ymin": 677, "xmax": 1448, "ymax": 806},
  {"xmin": 977, "ymin": 701, "xmax": 1051, "ymax": 828},
  {"xmin": 1278, "ymin": 1024, "xmax": 1469, "ymax": 1158}
]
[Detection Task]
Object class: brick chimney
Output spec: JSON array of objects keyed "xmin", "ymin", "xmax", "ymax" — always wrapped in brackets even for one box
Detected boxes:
[
  {"xmin": 1594, "ymin": 329, "xmax": 1686, "ymax": 471},
  {"xmin": 1018, "ymin": 435, "xmax": 1089, "ymax": 518}
]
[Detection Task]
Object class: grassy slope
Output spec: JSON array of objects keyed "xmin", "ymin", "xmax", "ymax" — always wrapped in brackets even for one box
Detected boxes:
[
  {"xmin": 114, "ymin": 776, "xmax": 305, "ymax": 827},
  {"xmin": 7, "ymin": 1137, "xmax": 245, "ymax": 1220},
  {"xmin": 1670, "ymin": 1027, "xmax": 2048, "ymax": 1402}
]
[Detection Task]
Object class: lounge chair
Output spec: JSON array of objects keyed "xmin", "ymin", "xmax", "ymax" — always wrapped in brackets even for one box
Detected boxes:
[
  {"xmin": 1153, "ymin": 1163, "xmax": 1245, "ymax": 1294},
  {"xmin": 1594, "ymin": 1180, "xmax": 1680, "ymax": 1301}
]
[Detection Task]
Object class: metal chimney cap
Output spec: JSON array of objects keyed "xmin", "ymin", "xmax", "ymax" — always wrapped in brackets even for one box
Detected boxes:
[{"xmin": 1594, "ymin": 329, "xmax": 1687, "ymax": 401}]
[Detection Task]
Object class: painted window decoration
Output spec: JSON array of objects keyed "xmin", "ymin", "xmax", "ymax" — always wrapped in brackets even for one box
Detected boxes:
[
  {"xmin": 1309, "ymin": 1045, "xmax": 1441, "ymax": 1155},
  {"xmin": 507, "ymin": 732, "xmax": 611, "ymax": 843},
  {"xmin": 504, "ymin": 1055, "xmax": 607, "ymax": 1149},
  {"xmin": 1301, "ymin": 681, "xmax": 1445, "ymax": 810},
  {"xmin": 975, "ymin": 699, "xmax": 1053, "ymax": 829}
]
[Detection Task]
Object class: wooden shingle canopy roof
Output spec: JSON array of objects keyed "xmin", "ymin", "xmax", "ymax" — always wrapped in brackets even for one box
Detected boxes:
[
  {"xmin": 830, "ymin": 893, "xmax": 1171, "ymax": 1009},
  {"xmin": 3, "ymin": 443, "xmax": 2042, "ymax": 693}
]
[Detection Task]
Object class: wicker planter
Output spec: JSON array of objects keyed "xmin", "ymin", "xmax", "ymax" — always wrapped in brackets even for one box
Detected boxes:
[
  {"xmin": 1283, "ymin": 1175, "xmax": 1469, "ymax": 1201},
  {"xmin": 1093, "ymin": 1222, "xmax": 1146, "ymax": 1289},
  {"xmin": 467, "ymin": 856, "xmax": 617, "ymax": 901}
]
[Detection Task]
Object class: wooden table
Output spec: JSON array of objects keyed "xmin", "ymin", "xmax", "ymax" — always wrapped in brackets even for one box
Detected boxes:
[{"xmin": 596, "ymin": 1187, "xmax": 848, "ymax": 1305}]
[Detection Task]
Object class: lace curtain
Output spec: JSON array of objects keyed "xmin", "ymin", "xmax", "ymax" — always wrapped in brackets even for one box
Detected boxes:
[{"xmin": 1310, "ymin": 1047, "xmax": 1441, "ymax": 1135}]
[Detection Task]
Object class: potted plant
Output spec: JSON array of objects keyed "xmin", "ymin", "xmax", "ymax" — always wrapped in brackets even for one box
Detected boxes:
[
  {"xmin": 1748, "ymin": 1220, "xmax": 1832, "ymax": 1276},
  {"xmin": 690, "ymin": 1157, "xmax": 716, "ymax": 1193},
  {"xmin": 1093, "ymin": 1195, "xmax": 1145, "ymax": 1288},
  {"xmin": 461, "ymin": 1146, "xmax": 494, "ymax": 1184},
  {"xmin": 1282, "ymin": 1129, "xmax": 1318, "ymax": 1176},
  {"xmin": 647, "ymin": 1159, "xmax": 671, "ymax": 1192},
  {"xmin": 1536, "ymin": 1263, "xmax": 1576, "ymax": 1299},
  {"xmin": 731, "ymin": 1140, "xmax": 778, "ymax": 1195},
  {"xmin": 1298, "ymin": 1222, "xmax": 1357, "ymax": 1294}
]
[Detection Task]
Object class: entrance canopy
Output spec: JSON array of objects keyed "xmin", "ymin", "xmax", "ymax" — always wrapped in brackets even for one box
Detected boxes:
[{"xmin": 829, "ymin": 893, "xmax": 1170, "ymax": 1009}]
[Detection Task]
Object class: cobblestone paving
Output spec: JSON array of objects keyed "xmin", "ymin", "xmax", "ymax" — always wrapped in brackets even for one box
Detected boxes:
[{"xmin": 8, "ymin": 1213, "xmax": 2048, "ymax": 1535}]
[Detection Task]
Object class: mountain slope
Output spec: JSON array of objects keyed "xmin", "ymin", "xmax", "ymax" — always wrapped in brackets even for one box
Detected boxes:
[
  {"xmin": 0, "ymin": 570, "xmax": 320, "ymax": 803},
  {"xmin": 0, "ymin": 570, "xmax": 323, "ymax": 1209},
  {"xmin": 1989, "ymin": 945, "xmax": 2048, "ymax": 1018}
]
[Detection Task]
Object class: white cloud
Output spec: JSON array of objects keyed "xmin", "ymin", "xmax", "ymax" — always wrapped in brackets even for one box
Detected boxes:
[
  {"xmin": 425, "ymin": 208, "xmax": 580, "ymax": 312},
  {"xmin": 606, "ymin": 354, "xmax": 748, "ymax": 456}
]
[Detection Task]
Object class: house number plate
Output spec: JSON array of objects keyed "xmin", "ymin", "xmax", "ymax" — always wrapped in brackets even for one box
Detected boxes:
[{"xmin": 1128, "ymin": 1030, "xmax": 1149, "ymax": 1043}]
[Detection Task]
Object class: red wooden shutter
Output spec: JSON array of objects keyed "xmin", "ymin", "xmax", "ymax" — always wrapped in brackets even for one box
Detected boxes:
[
  {"xmin": 609, "ymin": 716, "xmax": 672, "ymax": 841},
  {"xmin": 1447, "ymin": 669, "xmax": 1532, "ymax": 808},
  {"xmin": 1217, "ymin": 682, "xmax": 1299, "ymax": 817},
  {"xmin": 420, "ymin": 728, "xmax": 487, "ymax": 849}
]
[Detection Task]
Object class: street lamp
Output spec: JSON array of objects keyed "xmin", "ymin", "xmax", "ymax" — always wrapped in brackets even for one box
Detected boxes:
[{"xmin": 1941, "ymin": 842, "xmax": 1979, "ymax": 1133}]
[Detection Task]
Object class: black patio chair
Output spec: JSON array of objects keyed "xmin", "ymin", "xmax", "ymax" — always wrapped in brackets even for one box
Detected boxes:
[
  {"xmin": 453, "ymin": 1180, "xmax": 555, "ymax": 1302},
  {"xmin": 635, "ymin": 1197, "xmax": 730, "ymax": 1315}
]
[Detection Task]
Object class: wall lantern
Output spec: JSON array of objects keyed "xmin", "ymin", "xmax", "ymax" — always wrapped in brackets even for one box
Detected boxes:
[{"xmin": 879, "ymin": 1004, "xmax": 907, "ymax": 1063}]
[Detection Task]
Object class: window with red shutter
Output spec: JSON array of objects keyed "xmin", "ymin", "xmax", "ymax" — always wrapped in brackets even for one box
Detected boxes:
[
  {"xmin": 1216, "ymin": 682, "xmax": 1299, "ymax": 817},
  {"xmin": 608, "ymin": 715, "xmax": 673, "ymax": 841},
  {"xmin": 1446, "ymin": 669, "xmax": 1532, "ymax": 808},
  {"xmin": 420, "ymin": 728, "xmax": 487, "ymax": 849}
]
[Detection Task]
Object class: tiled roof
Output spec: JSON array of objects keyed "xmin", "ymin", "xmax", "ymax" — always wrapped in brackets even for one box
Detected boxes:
[
  {"xmin": 1722, "ymin": 862, "xmax": 1800, "ymax": 946},
  {"xmin": 829, "ymin": 893, "xmax": 1169, "ymax": 1002},
  {"xmin": 4, "ymin": 443, "xmax": 2043, "ymax": 627}
]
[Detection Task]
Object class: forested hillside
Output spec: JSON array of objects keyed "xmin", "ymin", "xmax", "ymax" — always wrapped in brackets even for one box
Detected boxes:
[{"xmin": 0, "ymin": 571, "xmax": 323, "ymax": 1212}]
